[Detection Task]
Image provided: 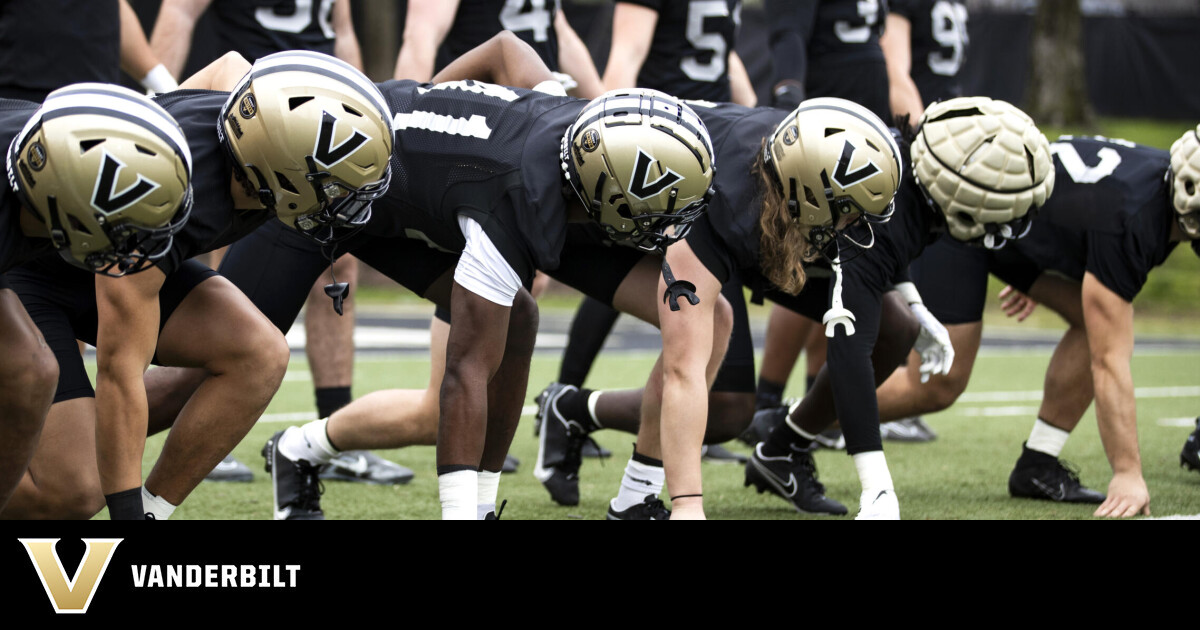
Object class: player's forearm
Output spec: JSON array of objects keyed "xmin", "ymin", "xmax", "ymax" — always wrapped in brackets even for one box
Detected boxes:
[
  {"xmin": 1091, "ymin": 357, "xmax": 1142, "ymax": 475},
  {"xmin": 555, "ymin": 16, "xmax": 604, "ymax": 99},
  {"xmin": 95, "ymin": 363, "xmax": 152, "ymax": 495},
  {"xmin": 150, "ymin": 2, "xmax": 203, "ymax": 78},
  {"xmin": 395, "ymin": 34, "xmax": 439, "ymax": 81},
  {"xmin": 119, "ymin": 0, "xmax": 161, "ymax": 80},
  {"xmin": 334, "ymin": 33, "xmax": 363, "ymax": 71}
]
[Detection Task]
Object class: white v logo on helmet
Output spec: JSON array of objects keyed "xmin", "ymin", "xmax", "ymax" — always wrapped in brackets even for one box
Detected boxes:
[
  {"xmin": 91, "ymin": 152, "xmax": 160, "ymax": 215},
  {"xmin": 314, "ymin": 111, "xmax": 369, "ymax": 168},
  {"xmin": 628, "ymin": 147, "xmax": 684, "ymax": 200}
]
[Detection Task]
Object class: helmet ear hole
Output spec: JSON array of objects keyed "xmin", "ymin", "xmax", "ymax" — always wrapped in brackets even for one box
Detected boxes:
[
  {"xmin": 275, "ymin": 172, "xmax": 299, "ymax": 195},
  {"xmin": 67, "ymin": 214, "xmax": 92, "ymax": 235},
  {"xmin": 955, "ymin": 211, "xmax": 977, "ymax": 227},
  {"xmin": 616, "ymin": 203, "xmax": 634, "ymax": 220},
  {"xmin": 803, "ymin": 185, "xmax": 820, "ymax": 208},
  {"xmin": 1186, "ymin": 179, "xmax": 1196, "ymax": 195}
]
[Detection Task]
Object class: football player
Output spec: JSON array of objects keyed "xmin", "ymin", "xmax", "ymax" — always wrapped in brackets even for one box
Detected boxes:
[
  {"xmin": 756, "ymin": 0, "xmax": 895, "ymax": 442},
  {"xmin": 0, "ymin": 84, "xmax": 190, "ymax": 512},
  {"xmin": 1, "ymin": 53, "xmax": 392, "ymax": 520},
  {"xmin": 544, "ymin": 0, "xmax": 756, "ymax": 466},
  {"xmin": 0, "ymin": 0, "xmax": 177, "ymax": 102},
  {"xmin": 395, "ymin": 0, "xmax": 604, "ymax": 99},
  {"xmin": 150, "ymin": 0, "xmax": 398, "ymax": 485},
  {"xmin": 867, "ymin": 124, "xmax": 1200, "ymax": 517}
]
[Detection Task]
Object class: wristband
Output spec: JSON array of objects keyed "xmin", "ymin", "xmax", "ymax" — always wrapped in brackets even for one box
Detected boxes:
[
  {"xmin": 893, "ymin": 281, "xmax": 923, "ymax": 306},
  {"xmin": 140, "ymin": 64, "xmax": 178, "ymax": 95}
]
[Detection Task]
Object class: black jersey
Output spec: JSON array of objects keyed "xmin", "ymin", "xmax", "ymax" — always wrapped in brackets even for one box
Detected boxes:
[
  {"xmin": 374, "ymin": 79, "xmax": 583, "ymax": 282},
  {"xmin": 621, "ymin": 0, "xmax": 742, "ymax": 102},
  {"xmin": 0, "ymin": 100, "xmax": 54, "ymax": 272},
  {"xmin": 1009, "ymin": 136, "xmax": 1177, "ymax": 303},
  {"xmin": 0, "ymin": 0, "xmax": 120, "ymax": 102},
  {"xmin": 151, "ymin": 90, "xmax": 271, "ymax": 276},
  {"xmin": 436, "ymin": 0, "xmax": 561, "ymax": 73},
  {"xmin": 682, "ymin": 101, "xmax": 786, "ymax": 283},
  {"xmin": 212, "ymin": 0, "xmax": 338, "ymax": 62},
  {"xmin": 890, "ymin": 0, "xmax": 968, "ymax": 103}
]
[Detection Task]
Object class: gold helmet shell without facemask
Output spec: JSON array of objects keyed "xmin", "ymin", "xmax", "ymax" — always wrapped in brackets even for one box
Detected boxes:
[
  {"xmin": 767, "ymin": 97, "xmax": 902, "ymax": 231},
  {"xmin": 562, "ymin": 88, "xmax": 715, "ymax": 252},
  {"xmin": 912, "ymin": 96, "xmax": 1054, "ymax": 249},
  {"xmin": 1169, "ymin": 124, "xmax": 1200, "ymax": 239},
  {"xmin": 6, "ymin": 83, "xmax": 192, "ymax": 276},
  {"xmin": 219, "ymin": 50, "xmax": 393, "ymax": 244}
]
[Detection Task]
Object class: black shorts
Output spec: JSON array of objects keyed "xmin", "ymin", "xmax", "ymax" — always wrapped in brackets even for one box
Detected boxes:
[
  {"xmin": 711, "ymin": 269, "xmax": 755, "ymax": 394},
  {"xmin": 545, "ymin": 224, "xmax": 649, "ymax": 306},
  {"xmin": 988, "ymin": 246, "xmax": 1043, "ymax": 295},
  {"xmin": 218, "ymin": 220, "xmax": 460, "ymax": 333},
  {"xmin": 7, "ymin": 257, "xmax": 217, "ymax": 403},
  {"xmin": 911, "ymin": 237, "xmax": 990, "ymax": 325}
]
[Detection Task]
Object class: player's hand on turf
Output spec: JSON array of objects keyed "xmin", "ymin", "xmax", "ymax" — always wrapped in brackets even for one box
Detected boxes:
[
  {"xmin": 910, "ymin": 303, "xmax": 954, "ymax": 383},
  {"xmin": 1094, "ymin": 472, "xmax": 1151, "ymax": 518},
  {"xmin": 998, "ymin": 285, "xmax": 1037, "ymax": 322}
]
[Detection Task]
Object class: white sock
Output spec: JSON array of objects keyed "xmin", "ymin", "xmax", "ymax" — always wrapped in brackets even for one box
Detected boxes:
[
  {"xmin": 853, "ymin": 450, "xmax": 894, "ymax": 496},
  {"xmin": 477, "ymin": 470, "xmax": 501, "ymax": 520},
  {"xmin": 1027, "ymin": 418, "xmax": 1070, "ymax": 457},
  {"xmin": 611, "ymin": 456, "xmax": 664, "ymax": 512},
  {"xmin": 279, "ymin": 420, "xmax": 339, "ymax": 465},
  {"xmin": 587, "ymin": 390, "xmax": 604, "ymax": 429},
  {"xmin": 141, "ymin": 487, "xmax": 176, "ymax": 520},
  {"xmin": 439, "ymin": 470, "xmax": 477, "ymax": 520}
]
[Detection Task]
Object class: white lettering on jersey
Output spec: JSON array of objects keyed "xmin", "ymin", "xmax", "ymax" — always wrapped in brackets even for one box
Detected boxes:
[
  {"xmin": 1051, "ymin": 142, "xmax": 1123, "ymax": 184},
  {"xmin": 417, "ymin": 81, "xmax": 520, "ymax": 102},
  {"xmin": 393, "ymin": 111, "xmax": 494, "ymax": 140}
]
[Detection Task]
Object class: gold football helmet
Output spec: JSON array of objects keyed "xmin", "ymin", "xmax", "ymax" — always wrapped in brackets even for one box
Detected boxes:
[
  {"xmin": 219, "ymin": 51, "xmax": 393, "ymax": 244},
  {"xmin": 912, "ymin": 97, "xmax": 1054, "ymax": 249},
  {"xmin": 1169, "ymin": 124, "xmax": 1200, "ymax": 239},
  {"xmin": 6, "ymin": 83, "xmax": 192, "ymax": 276},
  {"xmin": 765, "ymin": 97, "xmax": 902, "ymax": 254},
  {"xmin": 562, "ymin": 88, "xmax": 715, "ymax": 252}
]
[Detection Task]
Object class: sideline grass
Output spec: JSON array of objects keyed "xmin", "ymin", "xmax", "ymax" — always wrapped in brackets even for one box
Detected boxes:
[{"xmin": 134, "ymin": 347, "xmax": 1200, "ymax": 520}]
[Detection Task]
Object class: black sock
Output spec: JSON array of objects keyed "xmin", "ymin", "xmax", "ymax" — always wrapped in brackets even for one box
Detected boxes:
[
  {"xmin": 631, "ymin": 445, "xmax": 663, "ymax": 468},
  {"xmin": 756, "ymin": 378, "xmax": 785, "ymax": 409},
  {"xmin": 105, "ymin": 488, "xmax": 145, "ymax": 520},
  {"xmin": 761, "ymin": 410, "xmax": 812, "ymax": 457},
  {"xmin": 315, "ymin": 386, "xmax": 352, "ymax": 419},
  {"xmin": 558, "ymin": 387, "xmax": 599, "ymax": 431},
  {"xmin": 805, "ymin": 374, "xmax": 816, "ymax": 394},
  {"xmin": 559, "ymin": 297, "xmax": 620, "ymax": 387}
]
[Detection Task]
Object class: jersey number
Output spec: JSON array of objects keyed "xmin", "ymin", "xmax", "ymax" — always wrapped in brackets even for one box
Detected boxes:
[
  {"xmin": 928, "ymin": 1, "xmax": 969, "ymax": 77},
  {"xmin": 1051, "ymin": 142, "xmax": 1122, "ymax": 185},
  {"xmin": 256, "ymin": 0, "xmax": 336, "ymax": 39},
  {"xmin": 835, "ymin": 0, "xmax": 880, "ymax": 44},
  {"xmin": 682, "ymin": 1, "xmax": 733, "ymax": 83},
  {"xmin": 500, "ymin": 0, "xmax": 554, "ymax": 43}
]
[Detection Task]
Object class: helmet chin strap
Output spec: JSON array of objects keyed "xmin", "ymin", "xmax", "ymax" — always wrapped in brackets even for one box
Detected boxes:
[
  {"xmin": 660, "ymin": 257, "xmax": 699, "ymax": 312},
  {"xmin": 323, "ymin": 241, "xmax": 350, "ymax": 316}
]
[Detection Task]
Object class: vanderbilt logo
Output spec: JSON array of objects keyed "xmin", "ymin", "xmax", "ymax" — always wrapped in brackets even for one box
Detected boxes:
[
  {"xmin": 20, "ymin": 538, "xmax": 122, "ymax": 614},
  {"xmin": 92, "ymin": 152, "xmax": 160, "ymax": 215}
]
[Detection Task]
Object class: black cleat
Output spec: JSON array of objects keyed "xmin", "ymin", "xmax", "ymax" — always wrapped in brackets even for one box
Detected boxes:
[
  {"xmin": 744, "ymin": 444, "xmax": 848, "ymax": 515},
  {"xmin": 502, "ymin": 454, "xmax": 520, "ymax": 474},
  {"xmin": 1182, "ymin": 418, "xmax": 1200, "ymax": 472},
  {"xmin": 534, "ymin": 382, "xmax": 611, "ymax": 458},
  {"xmin": 1008, "ymin": 443, "xmax": 1105, "ymax": 504},
  {"xmin": 533, "ymin": 383, "xmax": 602, "ymax": 506},
  {"xmin": 606, "ymin": 495, "xmax": 670, "ymax": 520},
  {"xmin": 880, "ymin": 417, "xmax": 938, "ymax": 442},
  {"xmin": 738, "ymin": 405, "xmax": 788, "ymax": 446},
  {"xmin": 263, "ymin": 429, "xmax": 325, "ymax": 520},
  {"xmin": 205, "ymin": 454, "xmax": 254, "ymax": 482},
  {"xmin": 319, "ymin": 450, "xmax": 414, "ymax": 485},
  {"xmin": 484, "ymin": 500, "xmax": 508, "ymax": 520}
]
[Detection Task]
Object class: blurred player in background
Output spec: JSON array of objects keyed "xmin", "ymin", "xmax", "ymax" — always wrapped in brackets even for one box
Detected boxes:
[
  {"xmin": 0, "ymin": 0, "xmax": 177, "ymax": 102},
  {"xmin": 151, "ymin": 0, "xmax": 412, "ymax": 485}
]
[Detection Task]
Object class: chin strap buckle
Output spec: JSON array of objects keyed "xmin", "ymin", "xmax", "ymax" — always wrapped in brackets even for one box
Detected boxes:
[
  {"xmin": 661, "ymin": 258, "xmax": 699, "ymax": 312},
  {"xmin": 822, "ymin": 256, "xmax": 856, "ymax": 337}
]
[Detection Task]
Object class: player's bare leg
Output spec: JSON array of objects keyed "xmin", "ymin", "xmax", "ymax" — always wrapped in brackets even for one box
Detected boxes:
[
  {"xmin": 1, "ymin": 399, "xmax": 102, "ymax": 520},
  {"xmin": 0, "ymin": 290, "xmax": 58, "ymax": 512}
]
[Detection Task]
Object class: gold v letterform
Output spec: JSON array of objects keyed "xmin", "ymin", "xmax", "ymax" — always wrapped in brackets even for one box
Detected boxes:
[{"xmin": 20, "ymin": 538, "xmax": 122, "ymax": 614}]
